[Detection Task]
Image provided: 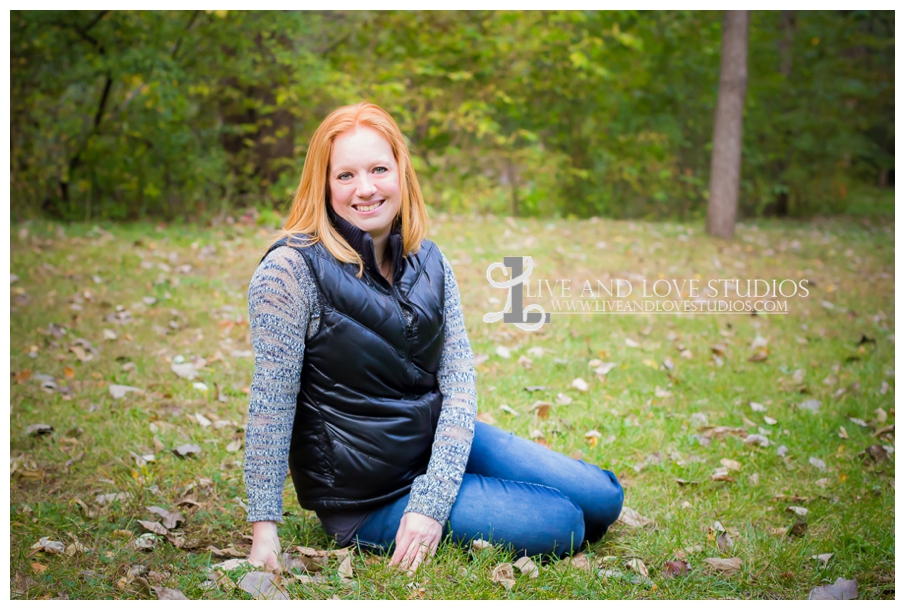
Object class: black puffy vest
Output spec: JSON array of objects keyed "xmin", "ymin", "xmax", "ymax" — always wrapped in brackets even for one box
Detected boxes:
[{"xmin": 263, "ymin": 213, "xmax": 446, "ymax": 511}]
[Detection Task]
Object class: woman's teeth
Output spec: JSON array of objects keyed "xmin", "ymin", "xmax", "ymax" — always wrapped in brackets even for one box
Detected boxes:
[{"xmin": 354, "ymin": 201, "xmax": 383, "ymax": 212}]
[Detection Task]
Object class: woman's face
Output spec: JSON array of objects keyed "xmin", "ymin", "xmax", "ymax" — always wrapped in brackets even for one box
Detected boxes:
[{"xmin": 328, "ymin": 126, "xmax": 402, "ymax": 245}]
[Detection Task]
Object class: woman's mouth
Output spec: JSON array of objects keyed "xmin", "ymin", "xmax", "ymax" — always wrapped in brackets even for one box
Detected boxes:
[{"xmin": 353, "ymin": 200, "xmax": 384, "ymax": 214}]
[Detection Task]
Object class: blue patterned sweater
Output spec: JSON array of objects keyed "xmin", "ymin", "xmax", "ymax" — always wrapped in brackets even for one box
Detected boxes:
[{"xmin": 244, "ymin": 243, "xmax": 478, "ymax": 542}]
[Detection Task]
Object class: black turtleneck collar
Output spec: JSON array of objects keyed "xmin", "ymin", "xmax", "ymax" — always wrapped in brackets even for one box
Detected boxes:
[{"xmin": 325, "ymin": 203, "xmax": 403, "ymax": 287}]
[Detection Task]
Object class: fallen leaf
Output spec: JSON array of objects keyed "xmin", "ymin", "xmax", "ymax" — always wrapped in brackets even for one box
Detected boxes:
[
  {"xmin": 152, "ymin": 586, "xmax": 189, "ymax": 600},
  {"xmin": 617, "ymin": 507, "xmax": 655, "ymax": 529},
  {"xmin": 571, "ymin": 378, "xmax": 589, "ymax": 392},
  {"xmin": 594, "ymin": 362, "xmax": 618, "ymax": 376},
  {"xmin": 31, "ymin": 562, "xmax": 47, "ymax": 574},
  {"xmin": 337, "ymin": 555, "xmax": 354, "ymax": 582},
  {"xmin": 472, "ymin": 539, "xmax": 493, "ymax": 551},
  {"xmin": 625, "ymin": 558, "xmax": 648, "ymax": 578},
  {"xmin": 190, "ymin": 413, "xmax": 210, "ymax": 429},
  {"xmin": 137, "ymin": 520, "xmax": 169, "ymax": 536},
  {"xmin": 109, "ymin": 384, "xmax": 142, "ymax": 399},
  {"xmin": 745, "ymin": 434, "xmax": 769, "ymax": 447},
  {"xmin": 171, "ymin": 363, "xmax": 199, "ymax": 380},
  {"xmin": 808, "ymin": 457, "xmax": 827, "ymax": 471},
  {"xmin": 513, "ymin": 556, "xmax": 539, "ymax": 578},
  {"xmin": 499, "ymin": 404, "xmax": 518, "ymax": 416},
  {"xmin": 63, "ymin": 366, "xmax": 75, "ymax": 379},
  {"xmin": 703, "ymin": 557, "xmax": 742, "ymax": 575},
  {"xmin": 711, "ymin": 467, "xmax": 734, "ymax": 482},
  {"xmin": 662, "ymin": 561, "xmax": 689, "ymax": 578},
  {"xmin": 226, "ymin": 440, "xmax": 242, "ymax": 453},
  {"xmin": 146, "ymin": 506, "xmax": 184, "ymax": 530},
  {"xmin": 716, "ymin": 531, "xmax": 733, "ymax": 551},
  {"xmin": 495, "ymin": 346, "xmax": 511, "ymax": 359},
  {"xmin": 787, "ymin": 506, "xmax": 809, "ymax": 518},
  {"xmin": 809, "ymin": 577, "xmax": 858, "ymax": 600},
  {"xmin": 812, "ymin": 553, "xmax": 833, "ymax": 567},
  {"xmin": 26, "ymin": 424, "xmax": 53, "ymax": 436},
  {"xmin": 720, "ymin": 458, "xmax": 741, "ymax": 471},
  {"xmin": 210, "ymin": 558, "xmax": 251, "ymax": 571},
  {"xmin": 555, "ymin": 393, "xmax": 573, "ymax": 406},
  {"xmin": 749, "ymin": 401, "xmax": 766, "ymax": 412},
  {"xmin": 239, "ymin": 571, "xmax": 289, "ymax": 600},
  {"xmin": 31, "ymin": 537, "xmax": 65, "ymax": 554},
  {"xmin": 491, "ymin": 563, "xmax": 516, "ymax": 589},
  {"xmin": 565, "ymin": 553, "xmax": 592, "ymax": 571},
  {"xmin": 530, "ymin": 401, "xmax": 552, "ymax": 419},
  {"xmin": 173, "ymin": 444, "xmax": 202, "ymax": 458},
  {"xmin": 65, "ymin": 542, "xmax": 91, "ymax": 557}
]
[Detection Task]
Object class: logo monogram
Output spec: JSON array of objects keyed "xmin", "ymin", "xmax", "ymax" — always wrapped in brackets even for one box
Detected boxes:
[{"xmin": 483, "ymin": 256, "xmax": 551, "ymax": 331}]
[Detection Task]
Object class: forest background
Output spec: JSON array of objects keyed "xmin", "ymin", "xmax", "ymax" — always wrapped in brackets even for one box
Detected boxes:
[{"xmin": 9, "ymin": 9, "xmax": 896, "ymax": 224}]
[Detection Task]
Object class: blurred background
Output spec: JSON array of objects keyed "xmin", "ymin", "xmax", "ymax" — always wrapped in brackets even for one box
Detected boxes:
[{"xmin": 10, "ymin": 10, "xmax": 894, "ymax": 224}]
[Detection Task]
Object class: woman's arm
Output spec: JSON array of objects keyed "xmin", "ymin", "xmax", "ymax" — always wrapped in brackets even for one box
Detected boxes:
[
  {"xmin": 402, "ymin": 251, "xmax": 478, "ymax": 524},
  {"xmin": 244, "ymin": 246, "xmax": 317, "ymax": 569}
]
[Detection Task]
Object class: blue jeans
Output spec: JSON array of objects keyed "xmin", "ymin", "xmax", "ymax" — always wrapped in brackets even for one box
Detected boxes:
[{"xmin": 351, "ymin": 421, "xmax": 624, "ymax": 558}]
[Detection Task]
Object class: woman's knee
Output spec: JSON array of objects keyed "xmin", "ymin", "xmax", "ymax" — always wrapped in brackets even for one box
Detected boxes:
[{"xmin": 585, "ymin": 469, "xmax": 624, "ymax": 539}]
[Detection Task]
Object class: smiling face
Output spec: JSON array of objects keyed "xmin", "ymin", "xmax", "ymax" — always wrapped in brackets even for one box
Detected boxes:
[{"xmin": 328, "ymin": 126, "xmax": 402, "ymax": 248}]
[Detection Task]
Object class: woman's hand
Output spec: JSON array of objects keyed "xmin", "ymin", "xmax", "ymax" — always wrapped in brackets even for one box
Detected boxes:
[
  {"xmin": 248, "ymin": 521, "xmax": 282, "ymax": 572},
  {"xmin": 390, "ymin": 512, "xmax": 443, "ymax": 574}
]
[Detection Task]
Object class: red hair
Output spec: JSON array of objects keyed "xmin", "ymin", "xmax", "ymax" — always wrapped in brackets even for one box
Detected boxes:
[{"xmin": 275, "ymin": 102, "xmax": 429, "ymax": 275}]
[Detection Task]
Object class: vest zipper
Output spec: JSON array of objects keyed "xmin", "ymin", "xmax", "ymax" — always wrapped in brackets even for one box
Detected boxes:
[{"xmin": 390, "ymin": 283, "xmax": 414, "ymax": 384}]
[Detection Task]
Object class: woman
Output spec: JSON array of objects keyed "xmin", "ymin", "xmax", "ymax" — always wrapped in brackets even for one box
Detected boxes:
[{"xmin": 244, "ymin": 102, "xmax": 624, "ymax": 574}]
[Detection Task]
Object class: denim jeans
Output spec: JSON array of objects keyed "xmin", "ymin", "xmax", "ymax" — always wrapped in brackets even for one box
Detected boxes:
[{"xmin": 351, "ymin": 421, "xmax": 624, "ymax": 558}]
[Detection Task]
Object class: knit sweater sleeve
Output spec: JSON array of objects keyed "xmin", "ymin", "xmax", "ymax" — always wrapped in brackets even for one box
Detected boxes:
[
  {"xmin": 244, "ymin": 246, "xmax": 316, "ymax": 523},
  {"xmin": 403, "ymin": 250, "xmax": 478, "ymax": 524}
]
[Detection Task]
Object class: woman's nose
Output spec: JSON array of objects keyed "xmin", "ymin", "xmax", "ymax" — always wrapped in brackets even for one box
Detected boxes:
[{"xmin": 355, "ymin": 174, "xmax": 377, "ymax": 198}]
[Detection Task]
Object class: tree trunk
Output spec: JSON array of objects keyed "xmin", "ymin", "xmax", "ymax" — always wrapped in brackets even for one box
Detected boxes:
[
  {"xmin": 706, "ymin": 10, "xmax": 749, "ymax": 239},
  {"xmin": 772, "ymin": 10, "xmax": 796, "ymax": 216}
]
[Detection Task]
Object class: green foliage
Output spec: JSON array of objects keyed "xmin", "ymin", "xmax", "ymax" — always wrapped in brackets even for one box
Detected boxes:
[{"xmin": 10, "ymin": 10, "xmax": 894, "ymax": 221}]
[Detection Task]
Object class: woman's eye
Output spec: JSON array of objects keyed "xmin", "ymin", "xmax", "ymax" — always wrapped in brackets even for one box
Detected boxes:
[
  {"xmin": 338, "ymin": 172, "xmax": 352, "ymax": 180},
  {"xmin": 373, "ymin": 167, "xmax": 388, "ymax": 174}
]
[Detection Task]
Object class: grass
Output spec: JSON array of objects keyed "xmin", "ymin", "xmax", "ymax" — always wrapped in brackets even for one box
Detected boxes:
[{"xmin": 9, "ymin": 214, "xmax": 895, "ymax": 599}]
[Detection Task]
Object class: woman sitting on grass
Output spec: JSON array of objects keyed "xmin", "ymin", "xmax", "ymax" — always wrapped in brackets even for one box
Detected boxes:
[{"xmin": 244, "ymin": 101, "xmax": 624, "ymax": 574}]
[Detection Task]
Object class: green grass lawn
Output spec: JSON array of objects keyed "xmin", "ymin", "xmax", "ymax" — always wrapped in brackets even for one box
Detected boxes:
[{"xmin": 9, "ymin": 214, "xmax": 894, "ymax": 599}]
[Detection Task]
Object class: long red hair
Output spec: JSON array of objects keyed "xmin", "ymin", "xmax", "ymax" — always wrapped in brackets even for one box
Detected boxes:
[{"xmin": 274, "ymin": 102, "xmax": 430, "ymax": 276}]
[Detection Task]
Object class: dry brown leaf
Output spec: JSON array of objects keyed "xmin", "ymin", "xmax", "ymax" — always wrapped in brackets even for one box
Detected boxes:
[
  {"xmin": 63, "ymin": 366, "xmax": 76, "ymax": 379},
  {"xmin": 172, "ymin": 444, "xmax": 202, "ymax": 458},
  {"xmin": 617, "ymin": 507, "xmax": 655, "ymax": 528},
  {"xmin": 137, "ymin": 520, "xmax": 169, "ymax": 536},
  {"xmin": 472, "ymin": 539, "xmax": 493, "ymax": 551},
  {"xmin": 337, "ymin": 555, "xmax": 354, "ymax": 582},
  {"xmin": 146, "ymin": 506, "xmax": 184, "ymax": 530},
  {"xmin": 31, "ymin": 562, "xmax": 47, "ymax": 574},
  {"xmin": 703, "ymin": 557, "xmax": 743, "ymax": 575},
  {"xmin": 26, "ymin": 424, "xmax": 53, "ymax": 436},
  {"xmin": 226, "ymin": 440, "xmax": 243, "ymax": 453},
  {"xmin": 152, "ymin": 586, "xmax": 188, "ymax": 600},
  {"xmin": 809, "ymin": 577, "xmax": 858, "ymax": 600},
  {"xmin": 720, "ymin": 458, "xmax": 742, "ymax": 471},
  {"xmin": 626, "ymin": 558, "xmax": 649, "ymax": 578},
  {"xmin": 531, "ymin": 401, "xmax": 552, "ymax": 419},
  {"xmin": 662, "ymin": 561, "xmax": 690, "ymax": 578},
  {"xmin": 239, "ymin": 571, "xmax": 289, "ymax": 600},
  {"xmin": 207, "ymin": 545, "xmax": 245, "ymax": 558},
  {"xmin": 513, "ymin": 556, "xmax": 539, "ymax": 578},
  {"xmin": 711, "ymin": 467, "xmax": 734, "ymax": 482},
  {"xmin": 31, "ymin": 537, "xmax": 65, "ymax": 554},
  {"xmin": 491, "ymin": 563, "xmax": 516, "ymax": 589}
]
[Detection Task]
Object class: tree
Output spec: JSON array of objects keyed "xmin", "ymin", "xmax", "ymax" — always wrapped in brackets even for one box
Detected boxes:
[{"xmin": 706, "ymin": 10, "xmax": 749, "ymax": 238}]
